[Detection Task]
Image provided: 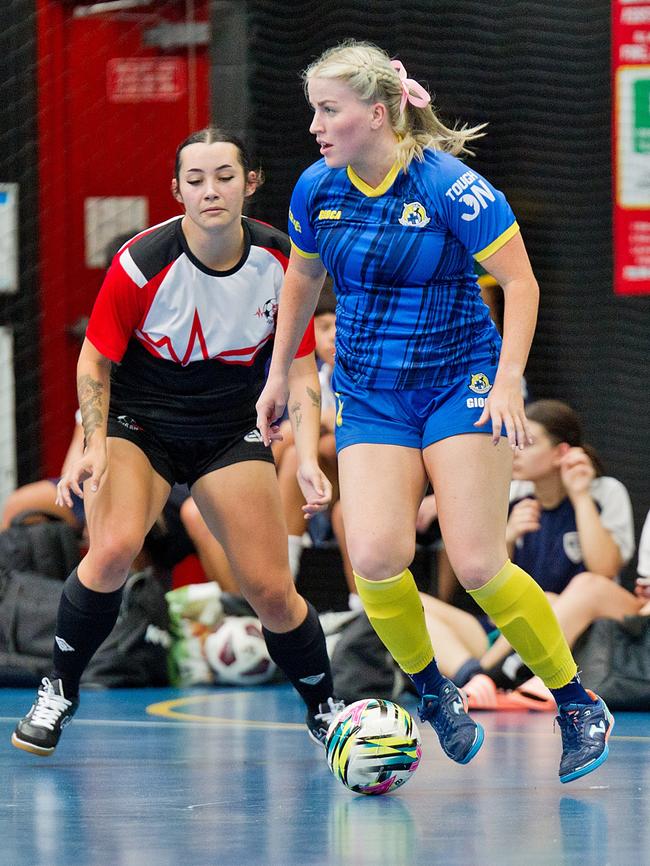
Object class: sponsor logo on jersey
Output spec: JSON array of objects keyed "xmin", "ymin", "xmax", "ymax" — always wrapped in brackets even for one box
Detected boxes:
[
  {"xmin": 244, "ymin": 429, "xmax": 264, "ymax": 443},
  {"xmin": 445, "ymin": 171, "xmax": 497, "ymax": 222},
  {"xmin": 117, "ymin": 415, "xmax": 144, "ymax": 432},
  {"xmin": 55, "ymin": 636, "xmax": 75, "ymax": 652},
  {"xmin": 255, "ymin": 298, "xmax": 278, "ymax": 323},
  {"xmin": 444, "ymin": 170, "xmax": 479, "ymax": 201},
  {"xmin": 289, "ymin": 208, "xmax": 302, "ymax": 233},
  {"xmin": 317, "ymin": 209, "xmax": 342, "ymax": 221},
  {"xmin": 469, "ymin": 372, "xmax": 492, "ymax": 394},
  {"xmin": 398, "ymin": 201, "xmax": 431, "ymax": 227},
  {"xmin": 466, "ymin": 396, "xmax": 486, "ymax": 409}
]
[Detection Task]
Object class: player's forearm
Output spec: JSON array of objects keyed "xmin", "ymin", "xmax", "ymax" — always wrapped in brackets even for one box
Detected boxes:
[
  {"xmin": 495, "ymin": 276, "xmax": 539, "ymax": 384},
  {"xmin": 287, "ymin": 356, "xmax": 322, "ymax": 465},
  {"xmin": 77, "ymin": 342, "xmax": 112, "ymax": 451},
  {"xmin": 572, "ymin": 494, "xmax": 622, "ymax": 578}
]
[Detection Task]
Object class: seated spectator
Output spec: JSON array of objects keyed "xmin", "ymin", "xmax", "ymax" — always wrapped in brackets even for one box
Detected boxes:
[
  {"xmin": 635, "ymin": 509, "xmax": 650, "ymax": 613},
  {"xmin": 2, "ymin": 409, "xmax": 85, "ymax": 532},
  {"xmin": 276, "ymin": 278, "xmax": 338, "ymax": 578},
  {"xmin": 412, "ymin": 399, "xmax": 642, "ymax": 704},
  {"xmin": 178, "ymin": 493, "xmax": 239, "ymax": 593}
]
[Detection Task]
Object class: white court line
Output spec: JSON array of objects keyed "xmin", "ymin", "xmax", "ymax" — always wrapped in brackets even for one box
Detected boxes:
[{"xmin": 1, "ymin": 716, "xmax": 648, "ymax": 740}]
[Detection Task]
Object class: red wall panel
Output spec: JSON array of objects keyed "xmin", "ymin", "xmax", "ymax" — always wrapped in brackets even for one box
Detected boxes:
[{"xmin": 36, "ymin": 0, "xmax": 209, "ymax": 473}]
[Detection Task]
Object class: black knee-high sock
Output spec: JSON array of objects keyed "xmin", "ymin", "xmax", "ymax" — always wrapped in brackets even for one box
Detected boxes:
[
  {"xmin": 52, "ymin": 569, "xmax": 123, "ymax": 697},
  {"xmin": 262, "ymin": 601, "xmax": 334, "ymax": 712}
]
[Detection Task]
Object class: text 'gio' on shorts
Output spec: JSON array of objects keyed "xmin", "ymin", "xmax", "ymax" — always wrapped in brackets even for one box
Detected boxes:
[{"xmin": 331, "ymin": 354, "xmax": 501, "ymax": 452}]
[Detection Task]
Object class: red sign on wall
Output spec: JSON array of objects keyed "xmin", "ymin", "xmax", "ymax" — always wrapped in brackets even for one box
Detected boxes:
[
  {"xmin": 107, "ymin": 57, "xmax": 187, "ymax": 103},
  {"xmin": 613, "ymin": 1, "xmax": 650, "ymax": 295}
]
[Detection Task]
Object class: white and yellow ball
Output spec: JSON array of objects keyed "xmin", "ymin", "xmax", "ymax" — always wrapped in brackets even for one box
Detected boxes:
[{"xmin": 325, "ymin": 698, "xmax": 421, "ymax": 795}]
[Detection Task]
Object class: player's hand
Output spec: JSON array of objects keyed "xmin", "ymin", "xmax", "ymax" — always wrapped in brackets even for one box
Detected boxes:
[
  {"xmin": 256, "ymin": 374, "xmax": 289, "ymax": 447},
  {"xmin": 296, "ymin": 461, "xmax": 332, "ymax": 517},
  {"xmin": 560, "ymin": 447, "xmax": 595, "ymax": 500},
  {"xmin": 55, "ymin": 445, "xmax": 108, "ymax": 507},
  {"xmin": 474, "ymin": 376, "xmax": 532, "ymax": 449},
  {"xmin": 634, "ymin": 577, "xmax": 650, "ymax": 601},
  {"xmin": 416, "ymin": 494, "xmax": 438, "ymax": 533},
  {"xmin": 505, "ymin": 497, "xmax": 541, "ymax": 546}
]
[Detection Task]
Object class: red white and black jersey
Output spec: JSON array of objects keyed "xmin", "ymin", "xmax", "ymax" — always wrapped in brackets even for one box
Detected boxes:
[{"xmin": 86, "ymin": 216, "xmax": 315, "ymax": 439}]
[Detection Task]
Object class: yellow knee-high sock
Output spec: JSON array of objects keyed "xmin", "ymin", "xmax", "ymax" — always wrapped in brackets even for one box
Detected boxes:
[
  {"xmin": 468, "ymin": 560, "xmax": 577, "ymax": 688},
  {"xmin": 354, "ymin": 569, "xmax": 434, "ymax": 674}
]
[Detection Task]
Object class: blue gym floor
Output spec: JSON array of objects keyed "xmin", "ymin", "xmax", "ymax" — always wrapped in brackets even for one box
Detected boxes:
[{"xmin": 1, "ymin": 685, "xmax": 648, "ymax": 866}]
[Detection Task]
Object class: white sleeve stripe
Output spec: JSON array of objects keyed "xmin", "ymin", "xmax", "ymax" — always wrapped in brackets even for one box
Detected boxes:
[
  {"xmin": 590, "ymin": 477, "xmax": 636, "ymax": 564},
  {"xmin": 119, "ymin": 249, "xmax": 147, "ymax": 289}
]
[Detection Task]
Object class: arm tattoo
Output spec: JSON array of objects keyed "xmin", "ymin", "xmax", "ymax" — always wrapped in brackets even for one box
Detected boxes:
[
  {"xmin": 306, "ymin": 386, "xmax": 321, "ymax": 410},
  {"xmin": 78, "ymin": 374, "xmax": 104, "ymax": 444},
  {"xmin": 290, "ymin": 400, "xmax": 302, "ymax": 431}
]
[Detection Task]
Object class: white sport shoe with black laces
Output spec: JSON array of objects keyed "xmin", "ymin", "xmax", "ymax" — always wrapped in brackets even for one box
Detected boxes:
[
  {"xmin": 12, "ymin": 677, "xmax": 78, "ymax": 756},
  {"xmin": 306, "ymin": 697, "xmax": 346, "ymax": 746}
]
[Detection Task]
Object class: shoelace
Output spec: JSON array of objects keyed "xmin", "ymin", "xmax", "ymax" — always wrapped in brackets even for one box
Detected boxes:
[
  {"xmin": 420, "ymin": 686, "xmax": 469, "ymax": 731},
  {"xmin": 30, "ymin": 678, "xmax": 72, "ymax": 731},
  {"xmin": 314, "ymin": 698, "xmax": 345, "ymax": 727},
  {"xmin": 554, "ymin": 709, "xmax": 581, "ymax": 748}
]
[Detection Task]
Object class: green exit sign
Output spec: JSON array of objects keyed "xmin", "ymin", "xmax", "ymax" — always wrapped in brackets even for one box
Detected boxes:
[{"xmin": 634, "ymin": 79, "xmax": 650, "ymax": 152}]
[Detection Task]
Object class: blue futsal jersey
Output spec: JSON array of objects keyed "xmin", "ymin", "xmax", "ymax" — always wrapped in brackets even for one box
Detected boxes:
[{"xmin": 288, "ymin": 149, "xmax": 519, "ymax": 389}]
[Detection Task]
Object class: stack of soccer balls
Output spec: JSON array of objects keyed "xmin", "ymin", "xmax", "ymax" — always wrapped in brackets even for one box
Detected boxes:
[{"xmin": 325, "ymin": 698, "xmax": 421, "ymax": 795}]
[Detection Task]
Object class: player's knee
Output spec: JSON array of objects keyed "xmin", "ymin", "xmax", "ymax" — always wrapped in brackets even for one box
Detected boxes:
[
  {"xmin": 566, "ymin": 570, "xmax": 608, "ymax": 599},
  {"xmin": 89, "ymin": 531, "xmax": 145, "ymax": 579},
  {"xmin": 453, "ymin": 554, "xmax": 509, "ymax": 591},
  {"xmin": 349, "ymin": 539, "xmax": 415, "ymax": 581},
  {"xmin": 245, "ymin": 579, "xmax": 295, "ymax": 625}
]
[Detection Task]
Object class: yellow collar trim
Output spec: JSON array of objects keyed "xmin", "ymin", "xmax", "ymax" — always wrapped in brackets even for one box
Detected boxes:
[{"xmin": 347, "ymin": 161, "xmax": 401, "ymax": 197}]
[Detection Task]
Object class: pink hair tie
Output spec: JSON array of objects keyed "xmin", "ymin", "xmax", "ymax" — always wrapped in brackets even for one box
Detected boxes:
[{"xmin": 390, "ymin": 59, "xmax": 431, "ymax": 114}]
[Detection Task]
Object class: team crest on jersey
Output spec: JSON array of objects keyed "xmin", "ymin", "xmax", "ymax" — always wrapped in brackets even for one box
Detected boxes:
[
  {"xmin": 563, "ymin": 532, "xmax": 582, "ymax": 564},
  {"xmin": 469, "ymin": 372, "xmax": 492, "ymax": 394},
  {"xmin": 398, "ymin": 201, "xmax": 431, "ymax": 227},
  {"xmin": 256, "ymin": 299, "xmax": 278, "ymax": 323}
]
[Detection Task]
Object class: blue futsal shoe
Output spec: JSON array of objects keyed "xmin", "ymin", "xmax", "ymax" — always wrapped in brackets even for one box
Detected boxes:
[
  {"xmin": 418, "ymin": 678, "xmax": 485, "ymax": 765},
  {"xmin": 556, "ymin": 691, "xmax": 614, "ymax": 784}
]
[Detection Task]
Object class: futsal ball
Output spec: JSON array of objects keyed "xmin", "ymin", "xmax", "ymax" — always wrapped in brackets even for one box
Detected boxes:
[
  {"xmin": 325, "ymin": 698, "xmax": 421, "ymax": 795},
  {"xmin": 203, "ymin": 616, "xmax": 277, "ymax": 685}
]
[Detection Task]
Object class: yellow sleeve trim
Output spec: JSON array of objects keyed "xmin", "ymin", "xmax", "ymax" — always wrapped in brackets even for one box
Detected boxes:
[
  {"xmin": 474, "ymin": 221, "xmax": 520, "ymax": 262},
  {"xmin": 290, "ymin": 240, "xmax": 320, "ymax": 259}
]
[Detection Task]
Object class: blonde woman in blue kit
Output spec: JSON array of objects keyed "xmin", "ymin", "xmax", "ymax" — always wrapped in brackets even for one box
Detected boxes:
[{"xmin": 256, "ymin": 40, "xmax": 614, "ymax": 784}]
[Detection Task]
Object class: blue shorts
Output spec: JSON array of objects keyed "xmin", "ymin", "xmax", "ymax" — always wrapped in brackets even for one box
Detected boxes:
[{"xmin": 332, "ymin": 352, "xmax": 500, "ymax": 452}]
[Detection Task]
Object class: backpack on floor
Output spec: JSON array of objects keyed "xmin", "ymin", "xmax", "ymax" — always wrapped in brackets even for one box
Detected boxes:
[
  {"xmin": 0, "ymin": 568, "xmax": 63, "ymax": 686},
  {"xmin": 330, "ymin": 612, "xmax": 407, "ymax": 704},
  {"xmin": 573, "ymin": 615, "xmax": 650, "ymax": 711},
  {"xmin": 0, "ymin": 511, "xmax": 81, "ymax": 581},
  {"xmin": 82, "ymin": 569, "xmax": 172, "ymax": 688}
]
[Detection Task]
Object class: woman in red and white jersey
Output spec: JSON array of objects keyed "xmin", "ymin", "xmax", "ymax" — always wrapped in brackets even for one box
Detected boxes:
[{"xmin": 12, "ymin": 129, "xmax": 343, "ymax": 758}]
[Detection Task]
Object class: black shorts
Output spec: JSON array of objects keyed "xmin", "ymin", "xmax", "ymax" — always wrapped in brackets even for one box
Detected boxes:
[{"xmin": 107, "ymin": 411, "xmax": 274, "ymax": 488}]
